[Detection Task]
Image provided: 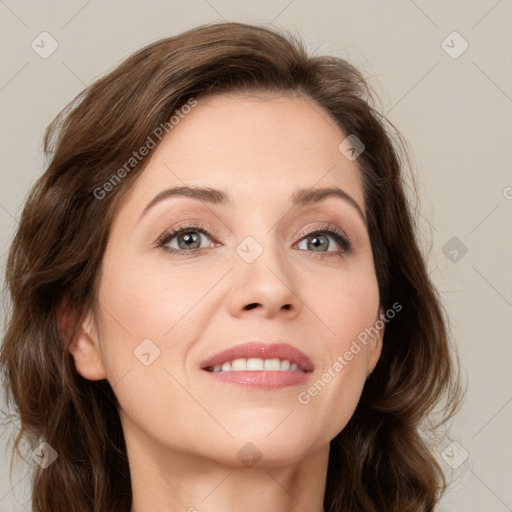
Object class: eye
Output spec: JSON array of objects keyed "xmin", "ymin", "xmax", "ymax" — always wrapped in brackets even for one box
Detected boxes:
[
  {"xmin": 296, "ymin": 224, "xmax": 351, "ymax": 257},
  {"xmin": 156, "ymin": 224, "xmax": 217, "ymax": 255},
  {"xmin": 156, "ymin": 222, "xmax": 351, "ymax": 257}
]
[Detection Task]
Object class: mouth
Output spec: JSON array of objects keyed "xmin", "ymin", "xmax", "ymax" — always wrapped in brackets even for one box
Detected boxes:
[{"xmin": 200, "ymin": 341, "xmax": 314, "ymax": 389}]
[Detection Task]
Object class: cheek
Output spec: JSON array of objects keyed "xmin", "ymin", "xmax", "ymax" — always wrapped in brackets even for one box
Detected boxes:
[
  {"xmin": 96, "ymin": 256, "xmax": 217, "ymax": 363},
  {"xmin": 93, "ymin": 262, "xmax": 219, "ymax": 445},
  {"xmin": 302, "ymin": 256, "xmax": 380, "ymax": 347},
  {"xmin": 294, "ymin": 263, "xmax": 380, "ymax": 438}
]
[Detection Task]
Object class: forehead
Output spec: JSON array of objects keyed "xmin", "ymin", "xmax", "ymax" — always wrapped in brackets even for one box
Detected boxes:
[{"xmin": 116, "ymin": 93, "xmax": 365, "ymax": 218}]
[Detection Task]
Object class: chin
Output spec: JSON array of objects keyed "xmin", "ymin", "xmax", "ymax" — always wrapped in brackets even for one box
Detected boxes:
[{"xmin": 210, "ymin": 431, "xmax": 323, "ymax": 469}]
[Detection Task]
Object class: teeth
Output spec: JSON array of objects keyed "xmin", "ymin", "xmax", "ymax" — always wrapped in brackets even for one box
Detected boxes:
[
  {"xmin": 247, "ymin": 358, "xmax": 264, "ymax": 370},
  {"xmin": 210, "ymin": 358, "xmax": 302, "ymax": 373},
  {"xmin": 264, "ymin": 358, "xmax": 280, "ymax": 371},
  {"xmin": 231, "ymin": 358, "xmax": 246, "ymax": 371}
]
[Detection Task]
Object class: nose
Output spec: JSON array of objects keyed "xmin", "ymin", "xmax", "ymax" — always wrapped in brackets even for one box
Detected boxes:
[{"xmin": 226, "ymin": 240, "xmax": 301, "ymax": 320}]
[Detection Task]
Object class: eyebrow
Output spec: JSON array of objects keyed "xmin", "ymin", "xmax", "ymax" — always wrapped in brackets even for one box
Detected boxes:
[{"xmin": 140, "ymin": 185, "xmax": 366, "ymax": 223}]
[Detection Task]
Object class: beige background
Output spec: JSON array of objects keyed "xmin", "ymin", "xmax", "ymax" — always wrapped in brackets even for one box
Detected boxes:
[{"xmin": 1, "ymin": 1, "xmax": 511, "ymax": 510}]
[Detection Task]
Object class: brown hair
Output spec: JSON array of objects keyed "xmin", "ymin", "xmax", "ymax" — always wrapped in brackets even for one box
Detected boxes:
[{"xmin": 1, "ymin": 21, "xmax": 463, "ymax": 511}]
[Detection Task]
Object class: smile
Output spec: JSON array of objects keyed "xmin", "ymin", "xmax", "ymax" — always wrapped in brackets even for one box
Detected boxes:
[
  {"xmin": 205, "ymin": 357, "xmax": 303, "ymax": 373},
  {"xmin": 200, "ymin": 342, "xmax": 314, "ymax": 389}
]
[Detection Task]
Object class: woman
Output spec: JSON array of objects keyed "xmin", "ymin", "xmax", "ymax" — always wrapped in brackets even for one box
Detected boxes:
[{"xmin": 1, "ymin": 21, "xmax": 463, "ymax": 512}]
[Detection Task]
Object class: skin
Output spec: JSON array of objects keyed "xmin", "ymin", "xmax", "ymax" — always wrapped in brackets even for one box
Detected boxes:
[{"xmin": 69, "ymin": 92, "xmax": 384, "ymax": 512}]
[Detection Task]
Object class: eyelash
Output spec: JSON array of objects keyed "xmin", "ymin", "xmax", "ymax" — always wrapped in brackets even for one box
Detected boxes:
[{"xmin": 156, "ymin": 222, "xmax": 352, "ymax": 258}]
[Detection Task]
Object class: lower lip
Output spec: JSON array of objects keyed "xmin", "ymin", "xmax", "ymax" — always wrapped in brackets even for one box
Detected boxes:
[{"xmin": 202, "ymin": 369, "xmax": 312, "ymax": 389}]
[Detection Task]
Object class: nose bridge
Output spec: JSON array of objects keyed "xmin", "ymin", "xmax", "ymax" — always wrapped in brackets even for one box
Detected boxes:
[
  {"xmin": 235, "ymin": 229, "xmax": 288, "ymax": 284},
  {"xmin": 232, "ymin": 203, "xmax": 283, "ymax": 268}
]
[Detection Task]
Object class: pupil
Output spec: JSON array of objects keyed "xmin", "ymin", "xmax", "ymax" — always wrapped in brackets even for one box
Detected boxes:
[
  {"xmin": 309, "ymin": 235, "xmax": 327, "ymax": 251},
  {"xmin": 180, "ymin": 232, "xmax": 200, "ymax": 249}
]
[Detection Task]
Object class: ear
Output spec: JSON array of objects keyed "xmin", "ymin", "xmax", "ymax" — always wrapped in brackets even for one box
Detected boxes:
[
  {"xmin": 367, "ymin": 308, "xmax": 385, "ymax": 373},
  {"xmin": 58, "ymin": 301, "xmax": 107, "ymax": 381}
]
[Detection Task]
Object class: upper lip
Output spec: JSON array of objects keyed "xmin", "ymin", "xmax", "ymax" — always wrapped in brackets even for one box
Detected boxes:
[{"xmin": 200, "ymin": 342, "xmax": 315, "ymax": 372}]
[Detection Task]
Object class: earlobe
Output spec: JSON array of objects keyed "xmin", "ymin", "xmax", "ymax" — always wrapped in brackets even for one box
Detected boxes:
[{"xmin": 66, "ymin": 310, "xmax": 107, "ymax": 381}]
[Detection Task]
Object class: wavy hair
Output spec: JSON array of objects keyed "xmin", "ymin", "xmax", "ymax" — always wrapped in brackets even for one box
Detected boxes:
[{"xmin": 1, "ymin": 21, "xmax": 463, "ymax": 511}]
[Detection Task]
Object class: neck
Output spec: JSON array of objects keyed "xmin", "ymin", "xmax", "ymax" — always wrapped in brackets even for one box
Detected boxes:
[{"xmin": 126, "ymin": 430, "xmax": 329, "ymax": 512}]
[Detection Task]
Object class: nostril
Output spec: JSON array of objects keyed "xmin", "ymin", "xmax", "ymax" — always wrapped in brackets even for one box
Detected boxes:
[{"xmin": 245, "ymin": 303, "xmax": 259, "ymax": 310}]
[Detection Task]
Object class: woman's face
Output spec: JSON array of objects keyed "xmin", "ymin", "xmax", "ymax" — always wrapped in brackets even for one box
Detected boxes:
[{"xmin": 74, "ymin": 93, "xmax": 383, "ymax": 467}]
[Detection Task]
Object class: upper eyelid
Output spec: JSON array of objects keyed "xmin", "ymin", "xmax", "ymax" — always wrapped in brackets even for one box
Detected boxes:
[{"xmin": 160, "ymin": 223, "xmax": 345, "ymax": 238}]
